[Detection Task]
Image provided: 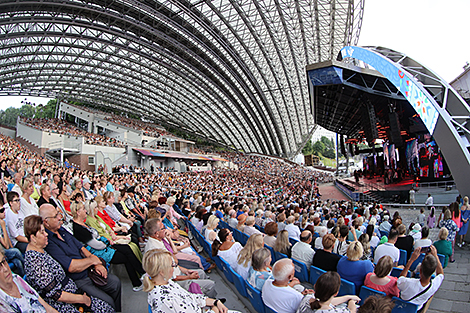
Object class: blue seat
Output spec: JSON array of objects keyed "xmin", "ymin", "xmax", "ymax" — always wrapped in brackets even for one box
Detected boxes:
[
  {"xmin": 391, "ymin": 267, "xmax": 411, "ymax": 278},
  {"xmin": 292, "ymin": 258, "xmax": 309, "ymax": 282},
  {"xmin": 410, "ymin": 253, "xmax": 425, "ymax": 271},
  {"xmin": 240, "ymin": 232, "xmax": 250, "ymax": 246},
  {"xmin": 213, "ymin": 255, "xmax": 223, "ymax": 270},
  {"xmin": 148, "ymin": 304, "xmax": 152, "ymax": 313},
  {"xmin": 391, "ymin": 297, "xmax": 419, "ymax": 313},
  {"xmin": 229, "ymin": 267, "xmax": 248, "ymax": 298},
  {"xmin": 309, "ymin": 266, "xmax": 326, "ymax": 285},
  {"xmin": 232, "ymin": 229, "xmax": 243, "ymax": 244},
  {"xmin": 380, "ymin": 230, "xmax": 389, "ymax": 238},
  {"xmin": 313, "ymin": 232, "xmax": 320, "ymax": 238},
  {"xmin": 264, "ymin": 245, "xmax": 275, "ymax": 265},
  {"xmin": 398, "ymin": 249, "xmax": 407, "ymax": 266},
  {"xmin": 264, "ymin": 305, "xmax": 278, "ymax": 313},
  {"xmin": 219, "ymin": 220, "xmax": 229, "ymax": 229},
  {"xmin": 338, "ymin": 278, "xmax": 355, "ymax": 296},
  {"xmin": 254, "ymin": 224, "xmax": 262, "ymax": 231},
  {"xmin": 437, "ymin": 253, "xmax": 445, "ymax": 266},
  {"xmin": 289, "ymin": 237, "xmax": 299, "ymax": 247},
  {"xmin": 246, "ymin": 282, "xmax": 265, "ymax": 313},
  {"xmin": 219, "ymin": 258, "xmax": 234, "ymax": 283},
  {"xmin": 274, "ymin": 251, "xmax": 287, "ymax": 263},
  {"xmin": 203, "ymin": 238, "xmax": 212, "ymax": 256},
  {"xmin": 359, "ymin": 286, "xmax": 386, "ymax": 305}
]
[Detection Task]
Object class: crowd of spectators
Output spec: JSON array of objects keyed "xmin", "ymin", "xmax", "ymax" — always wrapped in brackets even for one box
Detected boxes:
[
  {"xmin": 0, "ymin": 130, "xmax": 465, "ymax": 313},
  {"xmin": 20, "ymin": 117, "xmax": 126, "ymax": 148}
]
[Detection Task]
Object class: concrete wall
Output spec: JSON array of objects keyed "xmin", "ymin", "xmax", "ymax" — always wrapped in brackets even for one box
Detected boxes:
[{"xmin": 0, "ymin": 126, "xmax": 15, "ymax": 138}]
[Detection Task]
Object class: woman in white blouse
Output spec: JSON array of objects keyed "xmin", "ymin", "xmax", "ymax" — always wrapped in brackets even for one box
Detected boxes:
[
  {"xmin": 211, "ymin": 228, "xmax": 242, "ymax": 269},
  {"xmin": 143, "ymin": 249, "xmax": 229, "ymax": 313},
  {"xmin": 19, "ymin": 177, "xmax": 39, "ymax": 217}
]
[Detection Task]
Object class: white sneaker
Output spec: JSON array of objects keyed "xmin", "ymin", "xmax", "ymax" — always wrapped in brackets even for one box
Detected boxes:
[{"xmin": 133, "ymin": 285, "xmax": 143, "ymax": 292}]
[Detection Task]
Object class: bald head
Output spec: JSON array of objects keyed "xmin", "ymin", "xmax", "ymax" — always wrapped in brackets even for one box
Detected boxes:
[
  {"xmin": 300, "ymin": 230, "xmax": 312, "ymax": 243},
  {"xmin": 272, "ymin": 258, "xmax": 294, "ymax": 283},
  {"xmin": 39, "ymin": 203, "xmax": 56, "ymax": 219}
]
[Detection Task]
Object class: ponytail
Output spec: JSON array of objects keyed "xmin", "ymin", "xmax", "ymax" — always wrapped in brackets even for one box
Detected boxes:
[
  {"xmin": 310, "ymin": 298, "xmax": 322, "ymax": 310},
  {"xmin": 142, "ymin": 274, "xmax": 155, "ymax": 292},
  {"xmin": 310, "ymin": 272, "xmax": 341, "ymax": 310},
  {"xmin": 212, "ymin": 239, "xmax": 222, "ymax": 257}
]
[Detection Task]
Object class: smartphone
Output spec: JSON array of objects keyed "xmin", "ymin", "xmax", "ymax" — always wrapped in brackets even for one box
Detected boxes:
[{"xmin": 421, "ymin": 246, "xmax": 431, "ymax": 253}]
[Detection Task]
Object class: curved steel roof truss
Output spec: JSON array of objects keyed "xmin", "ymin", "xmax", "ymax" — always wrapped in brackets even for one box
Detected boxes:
[{"xmin": 0, "ymin": 0, "xmax": 363, "ymax": 157}]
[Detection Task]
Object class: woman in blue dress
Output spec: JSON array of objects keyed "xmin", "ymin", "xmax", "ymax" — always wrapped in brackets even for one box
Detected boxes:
[{"xmin": 458, "ymin": 196, "xmax": 470, "ymax": 247}]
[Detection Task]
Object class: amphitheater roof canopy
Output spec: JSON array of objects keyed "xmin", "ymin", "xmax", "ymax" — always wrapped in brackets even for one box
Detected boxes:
[{"xmin": 0, "ymin": 0, "xmax": 364, "ymax": 158}]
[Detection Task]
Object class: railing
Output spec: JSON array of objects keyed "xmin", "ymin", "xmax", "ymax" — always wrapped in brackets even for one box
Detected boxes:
[{"xmin": 417, "ymin": 180, "xmax": 456, "ymax": 190}]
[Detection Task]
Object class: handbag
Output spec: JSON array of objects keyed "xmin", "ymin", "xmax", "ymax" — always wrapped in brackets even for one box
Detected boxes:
[{"xmin": 80, "ymin": 250, "xmax": 108, "ymax": 287}]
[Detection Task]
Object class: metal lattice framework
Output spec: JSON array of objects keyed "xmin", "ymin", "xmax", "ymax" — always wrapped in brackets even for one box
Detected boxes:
[{"xmin": 0, "ymin": 0, "xmax": 364, "ymax": 158}]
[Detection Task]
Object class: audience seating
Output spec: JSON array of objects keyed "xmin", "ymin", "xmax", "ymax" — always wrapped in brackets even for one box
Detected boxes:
[
  {"xmin": 246, "ymin": 281, "xmax": 266, "ymax": 313},
  {"xmin": 241, "ymin": 232, "xmax": 249, "ymax": 246},
  {"xmin": 219, "ymin": 258, "xmax": 234, "ymax": 283},
  {"xmin": 338, "ymin": 278, "xmax": 355, "ymax": 296},
  {"xmin": 264, "ymin": 245, "xmax": 275, "ymax": 265},
  {"xmin": 230, "ymin": 267, "xmax": 248, "ymax": 298},
  {"xmin": 359, "ymin": 286, "xmax": 386, "ymax": 305},
  {"xmin": 398, "ymin": 249, "xmax": 407, "ymax": 266},
  {"xmin": 232, "ymin": 229, "xmax": 243, "ymax": 244},
  {"xmin": 288, "ymin": 237, "xmax": 299, "ymax": 247},
  {"xmin": 379, "ymin": 230, "xmax": 389, "ymax": 238},
  {"xmin": 274, "ymin": 251, "xmax": 288, "ymax": 263},
  {"xmin": 292, "ymin": 258, "xmax": 309, "ymax": 282},
  {"xmin": 391, "ymin": 296, "xmax": 419, "ymax": 313},
  {"xmin": 264, "ymin": 305, "xmax": 277, "ymax": 313},
  {"xmin": 309, "ymin": 266, "xmax": 326, "ymax": 285},
  {"xmin": 391, "ymin": 267, "xmax": 411, "ymax": 278}
]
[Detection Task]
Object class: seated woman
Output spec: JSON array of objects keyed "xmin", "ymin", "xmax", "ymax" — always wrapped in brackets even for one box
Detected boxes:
[
  {"xmin": 71, "ymin": 201, "xmax": 145, "ymax": 292},
  {"xmin": 364, "ymin": 255, "xmax": 400, "ymax": 297},
  {"xmin": 22, "ymin": 215, "xmax": 114, "ymax": 313},
  {"xmin": 84, "ymin": 198, "xmax": 142, "ymax": 260},
  {"xmin": 273, "ymin": 230, "xmax": 292, "ymax": 258},
  {"xmin": 144, "ymin": 249, "xmax": 232, "ymax": 313},
  {"xmin": 297, "ymin": 271, "xmax": 360, "ymax": 313},
  {"xmin": 395, "ymin": 224, "xmax": 414, "ymax": 263},
  {"xmin": 337, "ymin": 241, "xmax": 374, "ymax": 295},
  {"xmin": 247, "ymin": 248, "xmax": 273, "ymax": 291},
  {"xmin": 433, "ymin": 227, "xmax": 453, "ymax": 268},
  {"xmin": 359, "ymin": 234, "xmax": 373, "ymax": 261},
  {"xmin": 235, "ymin": 234, "xmax": 264, "ymax": 280},
  {"xmin": 0, "ymin": 248, "xmax": 58, "ymax": 313},
  {"xmin": 263, "ymin": 222, "xmax": 278, "ymax": 247},
  {"xmin": 204, "ymin": 215, "xmax": 219, "ymax": 245},
  {"xmin": 212, "ymin": 229, "xmax": 242, "ymax": 269}
]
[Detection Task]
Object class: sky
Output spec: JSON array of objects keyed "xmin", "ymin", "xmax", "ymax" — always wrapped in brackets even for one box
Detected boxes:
[{"xmin": 1, "ymin": 0, "xmax": 469, "ymax": 112}]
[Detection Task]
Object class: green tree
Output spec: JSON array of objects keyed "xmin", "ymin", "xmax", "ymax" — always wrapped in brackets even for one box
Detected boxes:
[
  {"xmin": 312, "ymin": 140, "xmax": 325, "ymax": 156},
  {"xmin": 302, "ymin": 139, "xmax": 313, "ymax": 155},
  {"xmin": 34, "ymin": 99, "xmax": 57, "ymax": 118}
]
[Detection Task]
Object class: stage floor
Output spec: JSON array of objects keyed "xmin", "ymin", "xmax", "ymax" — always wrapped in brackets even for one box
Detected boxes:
[{"xmin": 339, "ymin": 176, "xmax": 415, "ymax": 193}]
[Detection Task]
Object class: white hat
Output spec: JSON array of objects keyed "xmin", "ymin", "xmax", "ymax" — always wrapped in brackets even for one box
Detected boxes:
[{"xmin": 412, "ymin": 224, "xmax": 422, "ymax": 232}]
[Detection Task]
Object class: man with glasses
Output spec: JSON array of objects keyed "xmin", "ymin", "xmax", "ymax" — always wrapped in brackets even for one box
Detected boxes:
[
  {"xmin": 4, "ymin": 191, "xmax": 28, "ymax": 253},
  {"xmin": 144, "ymin": 218, "xmax": 217, "ymax": 297},
  {"xmin": 40, "ymin": 203, "xmax": 122, "ymax": 311}
]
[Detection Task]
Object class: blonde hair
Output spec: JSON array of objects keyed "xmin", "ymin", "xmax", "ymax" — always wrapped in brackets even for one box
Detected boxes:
[
  {"xmin": 85, "ymin": 200, "xmax": 97, "ymax": 217},
  {"xmin": 142, "ymin": 249, "xmax": 173, "ymax": 292},
  {"xmin": 347, "ymin": 241, "xmax": 364, "ymax": 261},
  {"xmin": 207, "ymin": 215, "xmax": 220, "ymax": 230},
  {"xmin": 70, "ymin": 201, "xmax": 84, "ymax": 219},
  {"xmin": 274, "ymin": 230, "xmax": 290, "ymax": 255},
  {"xmin": 237, "ymin": 234, "xmax": 264, "ymax": 267},
  {"xmin": 20, "ymin": 177, "xmax": 33, "ymax": 192},
  {"xmin": 438, "ymin": 227, "xmax": 449, "ymax": 241}
]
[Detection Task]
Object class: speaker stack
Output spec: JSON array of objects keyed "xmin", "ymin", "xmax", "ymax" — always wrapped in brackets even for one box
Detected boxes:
[{"xmin": 389, "ymin": 111, "xmax": 403, "ymax": 148}]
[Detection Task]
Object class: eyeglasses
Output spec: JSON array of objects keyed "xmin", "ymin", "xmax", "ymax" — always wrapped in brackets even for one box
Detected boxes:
[
  {"xmin": 0, "ymin": 208, "xmax": 4, "ymax": 214},
  {"xmin": 0, "ymin": 257, "xmax": 8, "ymax": 269},
  {"xmin": 11, "ymin": 199, "xmax": 20, "ymax": 203},
  {"xmin": 45, "ymin": 212, "xmax": 63, "ymax": 220},
  {"xmin": 171, "ymin": 261, "xmax": 178, "ymax": 268}
]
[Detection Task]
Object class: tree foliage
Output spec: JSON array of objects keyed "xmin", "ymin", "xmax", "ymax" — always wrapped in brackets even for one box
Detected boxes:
[
  {"xmin": 0, "ymin": 99, "xmax": 57, "ymax": 127},
  {"xmin": 303, "ymin": 135, "xmax": 336, "ymax": 159}
]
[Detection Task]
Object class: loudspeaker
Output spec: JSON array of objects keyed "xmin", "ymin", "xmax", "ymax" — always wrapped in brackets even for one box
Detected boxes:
[
  {"xmin": 389, "ymin": 112, "xmax": 403, "ymax": 148},
  {"xmin": 340, "ymin": 135, "xmax": 346, "ymax": 156},
  {"xmin": 349, "ymin": 143, "xmax": 354, "ymax": 156},
  {"xmin": 361, "ymin": 102, "xmax": 378, "ymax": 144}
]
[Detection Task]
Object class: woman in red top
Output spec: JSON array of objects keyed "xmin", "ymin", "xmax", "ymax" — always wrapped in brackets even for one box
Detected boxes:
[
  {"xmin": 57, "ymin": 181, "xmax": 71, "ymax": 214},
  {"xmin": 95, "ymin": 195, "xmax": 128, "ymax": 234},
  {"xmin": 364, "ymin": 255, "xmax": 400, "ymax": 297}
]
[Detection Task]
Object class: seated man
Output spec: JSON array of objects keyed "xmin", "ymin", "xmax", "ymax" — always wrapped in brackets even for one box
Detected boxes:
[
  {"xmin": 40, "ymin": 204, "xmax": 122, "ymax": 311},
  {"xmin": 312, "ymin": 233, "xmax": 341, "ymax": 272},
  {"xmin": 262, "ymin": 259, "xmax": 313, "ymax": 313},
  {"xmin": 379, "ymin": 215, "xmax": 392, "ymax": 233},
  {"xmin": 144, "ymin": 218, "xmax": 217, "ymax": 297},
  {"xmin": 227, "ymin": 209, "xmax": 238, "ymax": 229},
  {"xmin": 243, "ymin": 216, "xmax": 262, "ymax": 236},
  {"xmin": 398, "ymin": 246, "xmax": 444, "ymax": 311},
  {"xmin": 291, "ymin": 230, "xmax": 315, "ymax": 268},
  {"xmin": 374, "ymin": 229, "xmax": 400, "ymax": 266},
  {"xmin": 285, "ymin": 216, "xmax": 301, "ymax": 241}
]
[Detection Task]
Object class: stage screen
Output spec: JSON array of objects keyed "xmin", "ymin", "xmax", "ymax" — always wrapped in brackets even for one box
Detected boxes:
[{"xmin": 406, "ymin": 135, "xmax": 449, "ymax": 180}]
